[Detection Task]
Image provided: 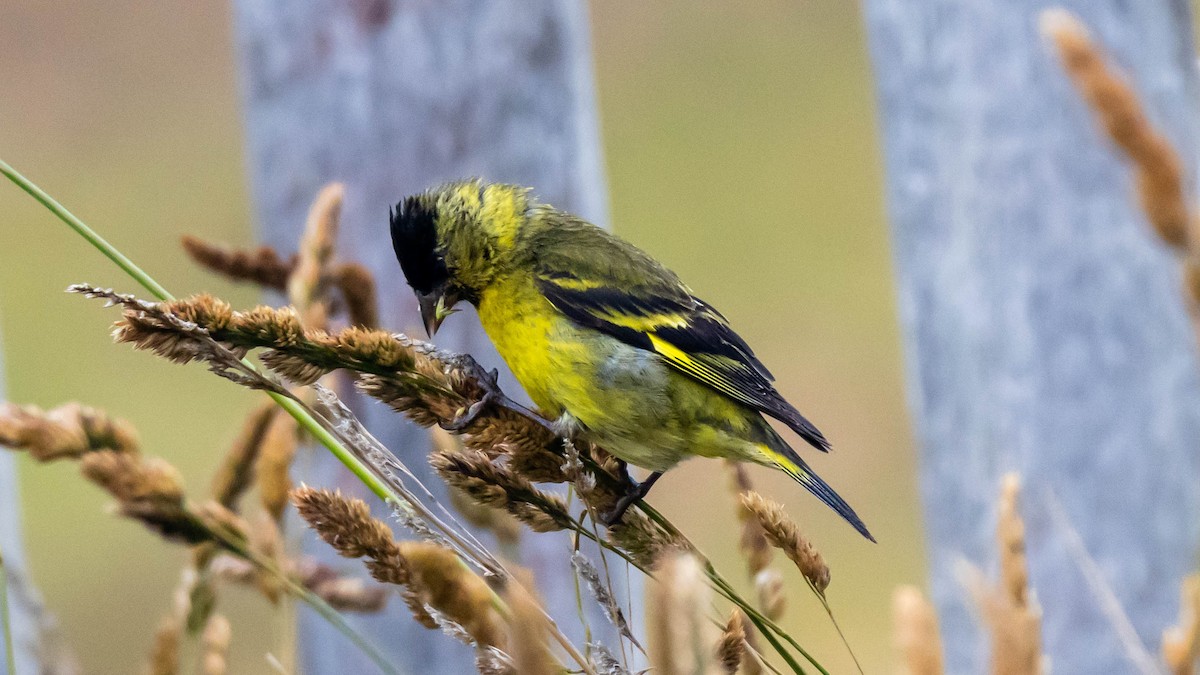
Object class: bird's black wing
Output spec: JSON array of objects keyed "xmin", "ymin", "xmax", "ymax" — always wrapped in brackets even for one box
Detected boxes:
[{"xmin": 532, "ymin": 230, "xmax": 831, "ymax": 452}]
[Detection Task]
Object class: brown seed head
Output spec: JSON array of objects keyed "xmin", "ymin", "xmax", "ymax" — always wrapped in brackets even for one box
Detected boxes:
[
  {"xmin": 893, "ymin": 585, "xmax": 945, "ymax": 675},
  {"xmin": 739, "ymin": 492, "xmax": 830, "ymax": 594},
  {"xmin": 716, "ymin": 610, "xmax": 747, "ymax": 674}
]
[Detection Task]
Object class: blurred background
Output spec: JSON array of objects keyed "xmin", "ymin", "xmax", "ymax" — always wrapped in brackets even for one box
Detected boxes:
[{"xmin": 0, "ymin": 1, "xmax": 922, "ymax": 672}]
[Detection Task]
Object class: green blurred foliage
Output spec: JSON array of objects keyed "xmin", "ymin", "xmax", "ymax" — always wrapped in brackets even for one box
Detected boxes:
[{"xmin": 0, "ymin": 1, "xmax": 925, "ymax": 672}]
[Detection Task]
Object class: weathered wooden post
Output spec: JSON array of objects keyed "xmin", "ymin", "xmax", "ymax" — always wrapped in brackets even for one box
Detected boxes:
[
  {"xmin": 232, "ymin": 2, "xmax": 619, "ymax": 672},
  {"xmin": 864, "ymin": 1, "xmax": 1200, "ymax": 671},
  {"xmin": 0, "ymin": 349, "xmax": 37, "ymax": 675}
]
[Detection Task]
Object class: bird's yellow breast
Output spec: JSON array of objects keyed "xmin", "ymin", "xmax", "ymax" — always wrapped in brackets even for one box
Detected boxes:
[{"xmin": 476, "ymin": 274, "xmax": 591, "ymax": 418}]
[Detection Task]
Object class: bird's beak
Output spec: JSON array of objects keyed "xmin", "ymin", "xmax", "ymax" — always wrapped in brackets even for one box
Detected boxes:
[{"xmin": 418, "ymin": 288, "xmax": 460, "ymax": 337}]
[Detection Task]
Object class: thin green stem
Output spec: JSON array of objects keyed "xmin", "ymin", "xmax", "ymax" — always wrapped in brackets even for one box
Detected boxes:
[
  {"xmin": 0, "ymin": 546, "xmax": 15, "ymax": 675},
  {"xmin": 0, "ymin": 158, "xmax": 172, "ymax": 302}
]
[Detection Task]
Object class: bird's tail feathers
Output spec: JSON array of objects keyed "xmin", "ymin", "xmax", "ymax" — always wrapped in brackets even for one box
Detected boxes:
[{"xmin": 758, "ymin": 442, "xmax": 875, "ymax": 542}]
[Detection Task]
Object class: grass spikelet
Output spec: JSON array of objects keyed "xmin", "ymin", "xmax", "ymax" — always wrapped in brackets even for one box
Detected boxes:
[
  {"xmin": 892, "ymin": 585, "xmax": 944, "ymax": 675},
  {"xmin": 181, "ymin": 235, "xmax": 294, "ymax": 291},
  {"xmin": 211, "ymin": 556, "xmax": 390, "ymax": 613},
  {"xmin": 1164, "ymin": 575, "xmax": 1200, "ymax": 674},
  {"xmin": 432, "ymin": 428, "xmax": 521, "ymax": 546},
  {"xmin": 200, "ymin": 614, "xmax": 232, "ymax": 675},
  {"xmin": 728, "ymin": 462, "xmax": 773, "ymax": 577},
  {"xmin": 288, "ymin": 182, "xmax": 344, "ymax": 328},
  {"xmin": 290, "ymin": 487, "xmax": 411, "ymax": 585},
  {"xmin": 607, "ymin": 510, "xmax": 684, "ymax": 570},
  {"xmin": 739, "ymin": 492, "xmax": 830, "ymax": 595},
  {"xmin": 1041, "ymin": 8, "xmax": 1196, "ymax": 252},
  {"xmin": 716, "ymin": 609, "xmax": 746, "ymax": 674},
  {"xmin": 145, "ymin": 615, "xmax": 181, "ymax": 675},
  {"xmin": 334, "ymin": 262, "xmax": 379, "ymax": 328},
  {"xmin": 403, "ymin": 542, "xmax": 506, "ymax": 649},
  {"xmin": 570, "ymin": 551, "xmax": 639, "ymax": 648},
  {"xmin": 503, "ymin": 570, "xmax": 559, "ymax": 675},
  {"xmin": 431, "ymin": 449, "xmax": 573, "ymax": 533},
  {"xmin": 963, "ymin": 474, "xmax": 1044, "ymax": 675},
  {"xmin": 0, "ymin": 402, "xmax": 139, "ymax": 461},
  {"xmin": 210, "ymin": 402, "xmax": 276, "ymax": 508},
  {"xmin": 649, "ymin": 552, "xmax": 720, "ymax": 675},
  {"xmin": 255, "ymin": 411, "xmax": 299, "ymax": 522}
]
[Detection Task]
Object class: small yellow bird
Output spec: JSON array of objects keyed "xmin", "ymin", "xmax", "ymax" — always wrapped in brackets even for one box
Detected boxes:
[{"xmin": 390, "ymin": 179, "xmax": 872, "ymax": 541}]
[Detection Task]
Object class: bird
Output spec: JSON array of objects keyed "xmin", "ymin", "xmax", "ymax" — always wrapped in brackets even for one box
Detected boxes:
[{"xmin": 389, "ymin": 179, "xmax": 873, "ymax": 541}]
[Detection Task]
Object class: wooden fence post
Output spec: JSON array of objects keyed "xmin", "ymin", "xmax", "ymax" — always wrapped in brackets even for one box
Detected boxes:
[
  {"xmin": 864, "ymin": 1, "xmax": 1200, "ymax": 670},
  {"xmin": 232, "ymin": 2, "xmax": 621, "ymax": 672}
]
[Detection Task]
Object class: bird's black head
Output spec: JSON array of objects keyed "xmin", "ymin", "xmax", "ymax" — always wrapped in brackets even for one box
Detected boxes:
[
  {"xmin": 391, "ymin": 180, "xmax": 531, "ymax": 336},
  {"xmin": 390, "ymin": 192, "xmax": 458, "ymax": 337}
]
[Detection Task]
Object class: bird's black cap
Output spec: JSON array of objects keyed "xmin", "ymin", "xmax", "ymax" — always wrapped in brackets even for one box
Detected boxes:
[{"xmin": 390, "ymin": 194, "xmax": 450, "ymax": 295}]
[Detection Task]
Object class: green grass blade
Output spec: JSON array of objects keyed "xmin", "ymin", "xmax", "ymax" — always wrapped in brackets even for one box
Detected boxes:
[{"xmin": 0, "ymin": 158, "xmax": 173, "ymax": 302}]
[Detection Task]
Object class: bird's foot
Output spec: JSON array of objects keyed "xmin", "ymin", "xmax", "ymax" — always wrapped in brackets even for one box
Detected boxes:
[
  {"xmin": 442, "ymin": 353, "xmax": 558, "ymax": 434},
  {"xmin": 599, "ymin": 470, "xmax": 663, "ymax": 526}
]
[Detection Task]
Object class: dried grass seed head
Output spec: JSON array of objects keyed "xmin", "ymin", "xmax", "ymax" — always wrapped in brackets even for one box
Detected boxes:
[{"xmin": 739, "ymin": 491, "xmax": 830, "ymax": 594}]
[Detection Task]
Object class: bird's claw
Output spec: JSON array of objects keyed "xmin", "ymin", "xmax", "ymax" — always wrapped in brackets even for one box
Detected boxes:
[
  {"xmin": 444, "ymin": 353, "xmax": 560, "ymax": 435},
  {"xmin": 440, "ymin": 391, "xmax": 495, "ymax": 432},
  {"xmin": 598, "ymin": 469, "xmax": 663, "ymax": 526}
]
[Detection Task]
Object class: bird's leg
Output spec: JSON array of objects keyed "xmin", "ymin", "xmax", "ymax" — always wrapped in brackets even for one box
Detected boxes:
[
  {"xmin": 440, "ymin": 353, "xmax": 558, "ymax": 434},
  {"xmin": 601, "ymin": 470, "xmax": 664, "ymax": 526}
]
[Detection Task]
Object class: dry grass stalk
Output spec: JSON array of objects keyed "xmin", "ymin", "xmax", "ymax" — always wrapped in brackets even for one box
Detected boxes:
[
  {"xmin": 144, "ymin": 569, "xmax": 196, "ymax": 675},
  {"xmin": 739, "ymin": 492, "xmax": 830, "ymax": 595},
  {"xmin": 246, "ymin": 511, "xmax": 285, "ymax": 603},
  {"xmin": 727, "ymin": 462, "xmax": 773, "ymax": 577},
  {"xmin": 1041, "ymin": 8, "xmax": 1200, "ymax": 312},
  {"xmin": 727, "ymin": 459, "xmax": 786, "ymax": 643},
  {"xmin": 334, "ymin": 262, "xmax": 380, "ymax": 328},
  {"xmin": 605, "ymin": 509, "xmax": 686, "ymax": 570},
  {"xmin": 965, "ymin": 474, "xmax": 1043, "ymax": 675},
  {"xmin": 716, "ymin": 609, "xmax": 747, "ymax": 674},
  {"xmin": 79, "ymin": 450, "xmax": 212, "ymax": 544},
  {"xmin": 210, "ymin": 555, "xmax": 389, "ymax": 613},
  {"xmin": 432, "ymin": 449, "xmax": 573, "ymax": 533},
  {"xmin": 892, "ymin": 585, "xmax": 944, "ymax": 675},
  {"xmin": 570, "ymin": 552, "xmax": 639, "ymax": 648},
  {"xmin": 649, "ymin": 552, "xmax": 722, "ymax": 675},
  {"xmin": 0, "ymin": 402, "xmax": 138, "ymax": 461},
  {"xmin": 432, "ymin": 428, "xmax": 522, "ymax": 546},
  {"xmin": 288, "ymin": 182, "xmax": 344, "ymax": 328},
  {"xmin": 181, "ymin": 235, "xmax": 295, "ymax": 291},
  {"xmin": 503, "ymin": 570, "xmax": 559, "ymax": 675},
  {"xmin": 290, "ymin": 487, "xmax": 505, "ymax": 646},
  {"xmin": 209, "ymin": 402, "xmax": 276, "ymax": 508},
  {"xmin": 254, "ymin": 411, "xmax": 299, "ymax": 522},
  {"xmin": 1164, "ymin": 575, "xmax": 1200, "ymax": 675},
  {"xmin": 182, "ymin": 236, "xmax": 379, "ymax": 329},
  {"xmin": 200, "ymin": 614, "xmax": 232, "ymax": 675},
  {"xmin": 403, "ymin": 542, "xmax": 506, "ymax": 649},
  {"xmin": 145, "ymin": 615, "xmax": 181, "ymax": 675}
]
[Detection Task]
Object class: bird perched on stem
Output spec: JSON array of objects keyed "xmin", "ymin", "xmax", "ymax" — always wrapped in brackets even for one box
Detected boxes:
[{"xmin": 390, "ymin": 179, "xmax": 873, "ymax": 541}]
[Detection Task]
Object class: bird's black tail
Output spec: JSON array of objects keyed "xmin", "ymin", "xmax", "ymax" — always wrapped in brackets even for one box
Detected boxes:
[{"xmin": 756, "ymin": 435, "xmax": 875, "ymax": 542}]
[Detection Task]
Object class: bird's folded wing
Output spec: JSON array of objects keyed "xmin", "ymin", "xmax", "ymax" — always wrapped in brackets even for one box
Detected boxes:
[{"xmin": 535, "ymin": 256, "xmax": 831, "ymax": 452}]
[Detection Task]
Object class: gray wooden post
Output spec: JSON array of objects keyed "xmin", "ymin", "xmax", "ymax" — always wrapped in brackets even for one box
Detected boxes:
[
  {"xmin": 232, "ymin": 2, "xmax": 622, "ymax": 673},
  {"xmin": 0, "ymin": 347, "xmax": 38, "ymax": 675},
  {"xmin": 864, "ymin": 1, "xmax": 1200, "ymax": 671}
]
